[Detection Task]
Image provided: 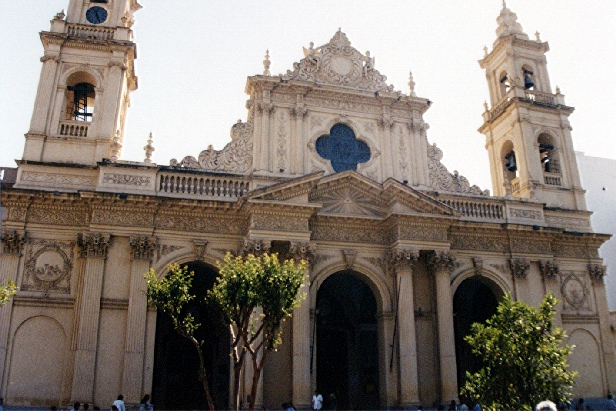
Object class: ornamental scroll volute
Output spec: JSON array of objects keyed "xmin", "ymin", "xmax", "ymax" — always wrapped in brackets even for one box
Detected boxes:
[
  {"xmin": 242, "ymin": 239, "xmax": 271, "ymax": 257},
  {"xmin": 289, "ymin": 242, "xmax": 316, "ymax": 265}
]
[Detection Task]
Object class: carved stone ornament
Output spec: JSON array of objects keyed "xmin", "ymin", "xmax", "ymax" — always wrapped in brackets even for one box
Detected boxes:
[
  {"xmin": 156, "ymin": 244, "xmax": 185, "ymax": 261},
  {"xmin": 538, "ymin": 260, "xmax": 559, "ymax": 280},
  {"xmin": 129, "ymin": 236, "xmax": 156, "ymax": 261},
  {"xmin": 23, "ymin": 239, "xmax": 74, "ymax": 294},
  {"xmin": 77, "ymin": 233, "xmax": 111, "ymax": 259},
  {"xmin": 193, "ymin": 241, "xmax": 208, "ymax": 261},
  {"xmin": 427, "ymin": 142, "xmax": 489, "ymax": 196},
  {"xmin": 388, "ymin": 248, "xmax": 419, "ymax": 271},
  {"xmin": 509, "ymin": 258, "xmax": 530, "ymax": 279},
  {"xmin": 342, "ymin": 249, "xmax": 358, "ymax": 269},
  {"xmin": 428, "ymin": 251, "xmax": 457, "ymax": 273},
  {"xmin": 472, "ymin": 257, "xmax": 484, "ymax": 275},
  {"xmin": 289, "ymin": 242, "xmax": 316, "ymax": 265},
  {"xmin": 283, "ymin": 30, "xmax": 395, "ymax": 93},
  {"xmin": 242, "ymin": 239, "xmax": 271, "ymax": 257},
  {"xmin": 588, "ymin": 264, "xmax": 606, "ymax": 284},
  {"xmin": 1, "ymin": 230, "xmax": 25, "ymax": 255},
  {"xmin": 560, "ymin": 273, "xmax": 590, "ymax": 311}
]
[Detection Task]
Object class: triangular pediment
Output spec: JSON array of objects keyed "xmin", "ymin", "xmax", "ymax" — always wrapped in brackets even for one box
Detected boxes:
[
  {"xmin": 282, "ymin": 30, "xmax": 395, "ymax": 93},
  {"xmin": 246, "ymin": 172, "xmax": 324, "ymax": 204}
]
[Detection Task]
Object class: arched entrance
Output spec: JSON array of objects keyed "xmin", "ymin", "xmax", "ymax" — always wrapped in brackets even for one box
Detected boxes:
[
  {"xmin": 453, "ymin": 276, "xmax": 501, "ymax": 394},
  {"xmin": 152, "ymin": 261, "xmax": 230, "ymax": 410},
  {"xmin": 316, "ymin": 271, "xmax": 380, "ymax": 410}
]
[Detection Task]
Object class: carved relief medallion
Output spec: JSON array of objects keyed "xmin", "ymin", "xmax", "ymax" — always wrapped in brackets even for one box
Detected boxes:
[
  {"xmin": 22, "ymin": 239, "xmax": 74, "ymax": 293},
  {"xmin": 560, "ymin": 272, "xmax": 590, "ymax": 311}
]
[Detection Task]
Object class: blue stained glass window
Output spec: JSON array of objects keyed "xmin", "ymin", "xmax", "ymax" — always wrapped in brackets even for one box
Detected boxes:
[{"xmin": 315, "ymin": 124, "xmax": 371, "ymax": 172}]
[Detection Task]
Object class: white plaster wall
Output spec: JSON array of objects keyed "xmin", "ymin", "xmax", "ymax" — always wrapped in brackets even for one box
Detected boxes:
[{"xmin": 576, "ymin": 152, "xmax": 616, "ymax": 310}]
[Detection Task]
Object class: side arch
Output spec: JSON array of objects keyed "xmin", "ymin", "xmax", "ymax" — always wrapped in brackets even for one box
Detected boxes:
[
  {"xmin": 7, "ymin": 315, "xmax": 68, "ymax": 406},
  {"xmin": 452, "ymin": 267, "xmax": 511, "ymax": 297}
]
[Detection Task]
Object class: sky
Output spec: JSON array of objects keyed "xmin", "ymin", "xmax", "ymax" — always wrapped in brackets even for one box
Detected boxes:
[{"xmin": 1, "ymin": 1, "xmax": 615, "ymax": 192}]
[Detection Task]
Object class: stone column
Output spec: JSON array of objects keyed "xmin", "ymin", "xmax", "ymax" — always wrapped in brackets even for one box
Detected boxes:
[
  {"xmin": 429, "ymin": 251, "xmax": 458, "ymax": 403},
  {"xmin": 290, "ymin": 242, "xmax": 315, "ymax": 409},
  {"xmin": 0, "ymin": 231, "xmax": 25, "ymax": 391},
  {"xmin": 71, "ymin": 233, "xmax": 110, "ymax": 403},
  {"xmin": 122, "ymin": 236, "xmax": 156, "ymax": 403},
  {"xmin": 388, "ymin": 248, "xmax": 420, "ymax": 406}
]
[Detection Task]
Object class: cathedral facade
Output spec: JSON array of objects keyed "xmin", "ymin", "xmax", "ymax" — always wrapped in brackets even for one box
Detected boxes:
[{"xmin": 1, "ymin": 0, "xmax": 615, "ymax": 409}]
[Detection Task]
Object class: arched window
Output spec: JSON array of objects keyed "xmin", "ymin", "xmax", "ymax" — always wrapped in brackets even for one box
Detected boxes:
[
  {"xmin": 499, "ymin": 70, "xmax": 510, "ymax": 98},
  {"xmin": 538, "ymin": 134, "xmax": 559, "ymax": 174},
  {"xmin": 501, "ymin": 141, "xmax": 518, "ymax": 182},
  {"xmin": 522, "ymin": 65, "xmax": 535, "ymax": 90},
  {"xmin": 64, "ymin": 72, "xmax": 97, "ymax": 122}
]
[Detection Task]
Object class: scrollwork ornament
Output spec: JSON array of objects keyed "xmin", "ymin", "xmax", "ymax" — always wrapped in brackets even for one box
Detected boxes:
[
  {"xmin": 1, "ymin": 230, "xmax": 26, "ymax": 255},
  {"xmin": 193, "ymin": 241, "xmax": 208, "ymax": 261},
  {"xmin": 77, "ymin": 233, "xmax": 111, "ymax": 259},
  {"xmin": 588, "ymin": 264, "xmax": 606, "ymax": 284},
  {"xmin": 129, "ymin": 236, "xmax": 156, "ymax": 261},
  {"xmin": 289, "ymin": 242, "xmax": 316, "ymax": 265},
  {"xmin": 509, "ymin": 258, "xmax": 530, "ymax": 279},
  {"xmin": 242, "ymin": 239, "xmax": 271, "ymax": 257}
]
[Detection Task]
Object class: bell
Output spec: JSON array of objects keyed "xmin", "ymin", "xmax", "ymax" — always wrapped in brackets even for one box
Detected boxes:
[{"xmin": 524, "ymin": 75, "xmax": 535, "ymax": 90}]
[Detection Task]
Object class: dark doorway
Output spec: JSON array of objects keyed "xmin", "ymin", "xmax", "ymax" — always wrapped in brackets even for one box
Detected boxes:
[
  {"xmin": 316, "ymin": 271, "xmax": 380, "ymax": 410},
  {"xmin": 453, "ymin": 277, "xmax": 500, "ymax": 394},
  {"xmin": 152, "ymin": 262, "xmax": 230, "ymax": 410}
]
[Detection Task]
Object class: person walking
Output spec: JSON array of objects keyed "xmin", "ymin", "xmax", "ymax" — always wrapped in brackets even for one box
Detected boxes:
[
  {"xmin": 312, "ymin": 391, "xmax": 323, "ymax": 411},
  {"xmin": 140, "ymin": 394, "xmax": 154, "ymax": 411}
]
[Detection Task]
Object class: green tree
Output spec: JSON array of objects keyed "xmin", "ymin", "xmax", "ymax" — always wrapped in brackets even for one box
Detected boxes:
[
  {"xmin": 0, "ymin": 281, "xmax": 17, "ymax": 305},
  {"xmin": 209, "ymin": 252, "xmax": 308, "ymax": 411},
  {"xmin": 145, "ymin": 263, "xmax": 216, "ymax": 411},
  {"xmin": 461, "ymin": 292, "xmax": 576, "ymax": 411}
]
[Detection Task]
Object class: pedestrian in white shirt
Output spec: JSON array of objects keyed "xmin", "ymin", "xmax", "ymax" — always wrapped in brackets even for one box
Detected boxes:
[{"xmin": 113, "ymin": 395, "xmax": 126, "ymax": 411}]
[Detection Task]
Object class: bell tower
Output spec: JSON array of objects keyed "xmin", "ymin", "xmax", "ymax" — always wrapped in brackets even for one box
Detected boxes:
[
  {"xmin": 478, "ymin": 2, "xmax": 586, "ymax": 210},
  {"xmin": 23, "ymin": 0, "xmax": 141, "ymax": 166}
]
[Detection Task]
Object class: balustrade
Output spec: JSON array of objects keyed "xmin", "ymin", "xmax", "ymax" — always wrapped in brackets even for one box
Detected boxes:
[
  {"xmin": 442, "ymin": 198, "xmax": 504, "ymax": 221},
  {"xmin": 59, "ymin": 121, "xmax": 89, "ymax": 137},
  {"xmin": 544, "ymin": 173, "xmax": 562, "ymax": 186},
  {"xmin": 67, "ymin": 23, "xmax": 115, "ymax": 40},
  {"xmin": 524, "ymin": 90, "xmax": 556, "ymax": 105},
  {"xmin": 158, "ymin": 172, "xmax": 250, "ymax": 199}
]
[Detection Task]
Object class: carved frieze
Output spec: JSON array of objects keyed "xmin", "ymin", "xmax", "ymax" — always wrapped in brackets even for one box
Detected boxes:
[
  {"xmin": 450, "ymin": 234, "xmax": 508, "ymax": 253},
  {"xmin": 242, "ymin": 239, "xmax": 271, "ymax": 257},
  {"xmin": 508, "ymin": 208, "xmax": 542, "ymax": 220},
  {"xmin": 587, "ymin": 264, "xmax": 606, "ymax": 284},
  {"xmin": 102, "ymin": 173, "xmax": 152, "ymax": 187},
  {"xmin": 545, "ymin": 216, "xmax": 590, "ymax": 229},
  {"xmin": 28, "ymin": 208, "xmax": 88, "ymax": 226},
  {"xmin": 510, "ymin": 237, "xmax": 551, "ymax": 254},
  {"xmin": 92, "ymin": 209, "xmax": 153, "ymax": 227},
  {"xmin": 21, "ymin": 171, "xmax": 96, "ymax": 187},
  {"xmin": 553, "ymin": 244, "xmax": 588, "ymax": 259},
  {"xmin": 155, "ymin": 214, "xmax": 247, "ymax": 234},
  {"xmin": 129, "ymin": 236, "xmax": 156, "ymax": 261},
  {"xmin": 538, "ymin": 260, "xmax": 559, "ymax": 280},
  {"xmin": 311, "ymin": 221, "xmax": 387, "ymax": 244},
  {"xmin": 77, "ymin": 233, "xmax": 111, "ymax": 259},
  {"xmin": 7, "ymin": 207, "xmax": 27, "ymax": 222},
  {"xmin": 560, "ymin": 272, "xmax": 590, "ymax": 311},
  {"xmin": 428, "ymin": 251, "xmax": 457, "ymax": 273},
  {"xmin": 388, "ymin": 248, "xmax": 419, "ymax": 271},
  {"xmin": 395, "ymin": 224, "xmax": 448, "ymax": 243},
  {"xmin": 509, "ymin": 258, "xmax": 530, "ymax": 279},
  {"xmin": 22, "ymin": 239, "xmax": 74, "ymax": 293},
  {"xmin": 251, "ymin": 214, "xmax": 308, "ymax": 232},
  {"xmin": 1, "ymin": 230, "xmax": 25, "ymax": 254}
]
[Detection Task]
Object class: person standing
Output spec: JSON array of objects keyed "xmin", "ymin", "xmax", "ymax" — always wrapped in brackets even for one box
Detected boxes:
[
  {"xmin": 113, "ymin": 395, "xmax": 126, "ymax": 411},
  {"xmin": 140, "ymin": 394, "xmax": 154, "ymax": 411},
  {"xmin": 312, "ymin": 391, "xmax": 323, "ymax": 411}
]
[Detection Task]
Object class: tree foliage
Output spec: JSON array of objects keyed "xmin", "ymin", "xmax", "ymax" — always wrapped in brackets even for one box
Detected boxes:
[
  {"xmin": 461, "ymin": 292, "xmax": 576, "ymax": 411},
  {"xmin": 209, "ymin": 252, "xmax": 308, "ymax": 411},
  {"xmin": 145, "ymin": 263, "xmax": 215, "ymax": 411},
  {"xmin": 0, "ymin": 281, "xmax": 17, "ymax": 305}
]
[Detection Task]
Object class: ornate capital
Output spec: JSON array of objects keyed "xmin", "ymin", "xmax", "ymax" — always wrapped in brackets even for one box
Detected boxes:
[
  {"xmin": 129, "ymin": 236, "xmax": 156, "ymax": 261},
  {"xmin": 40, "ymin": 54, "xmax": 59, "ymax": 63},
  {"xmin": 193, "ymin": 241, "xmax": 208, "ymax": 261},
  {"xmin": 377, "ymin": 114, "xmax": 394, "ymax": 130},
  {"xmin": 388, "ymin": 248, "xmax": 419, "ymax": 271},
  {"xmin": 588, "ymin": 264, "xmax": 606, "ymax": 284},
  {"xmin": 291, "ymin": 105, "xmax": 308, "ymax": 118},
  {"xmin": 77, "ymin": 233, "xmax": 111, "ymax": 259},
  {"xmin": 538, "ymin": 260, "xmax": 559, "ymax": 280},
  {"xmin": 509, "ymin": 258, "xmax": 530, "ymax": 279},
  {"xmin": 289, "ymin": 242, "xmax": 315, "ymax": 265},
  {"xmin": 107, "ymin": 60, "xmax": 128, "ymax": 70},
  {"xmin": 1, "ymin": 230, "xmax": 25, "ymax": 255},
  {"xmin": 428, "ymin": 251, "xmax": 457, "ymax": 274},
  {"xmin": 242, "ymin": 239, "xmax": 271, "ymax": 257}
]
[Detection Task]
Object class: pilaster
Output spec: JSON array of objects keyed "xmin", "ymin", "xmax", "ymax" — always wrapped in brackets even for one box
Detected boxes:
[
  {"xmin": 122, "ymin": 236, "xmax": 156, "ymax": 403},
  {"xmin": 388, "ymin": 248, "xmax": 420, "ymax": 406},
  {"xmin": 428, "ymin": 251, "xmax": 458, "ymax": 403},
  {"xmin": 71, "ymin": 232, "xmax": 110, "ymax": 403},
  {"xmin": 0, "ymin": 231, "xmax": 25, "ymax": 392}
]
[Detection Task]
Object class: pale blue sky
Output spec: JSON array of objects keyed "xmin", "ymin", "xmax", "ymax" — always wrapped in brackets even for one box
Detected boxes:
[{"xmin": 1, "ymin": 1, "xmax": 615, "ymax": 192}]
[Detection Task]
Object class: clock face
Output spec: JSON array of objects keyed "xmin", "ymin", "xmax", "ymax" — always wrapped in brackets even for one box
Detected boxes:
[{"xmin": 86, "ymin": 6, "xmax": 108, "ymax": 24}]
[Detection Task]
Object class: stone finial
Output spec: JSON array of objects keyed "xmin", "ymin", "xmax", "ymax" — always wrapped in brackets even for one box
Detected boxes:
[
  {"xmin": 110, "ymin": 131, "xmax": 122, "ymax": 162},
  {"xmin": 263, "ymin": 50, "xmax": 271, "ymax": 76},
  {"xmin": 408, "ymin": 71, "xmax": 416, "ymax": 97},
  {"xmin": 496, "ymin": 1, "xmax": 528, "ymax": 39},
  {"xmin": 144, "ymin": 132, "xmax": 155, "ymax": 164},
  {"xmin": 54, "ymin": 10, "xmax": 65, "ymax": 20},
  {"xmin": 555, "ymin": 86, "xmax": 561, "ymax": 94},
  {"xmin": 483, "ymin": 45, "xmax": 488, "ymax": 57},
  {"xmin": 535, "ymin": 31, "xmax": 541, "ymax": 41},
  {"xmin": 483, "ymin": 101, "xmax": 489, "ymax": 112}
]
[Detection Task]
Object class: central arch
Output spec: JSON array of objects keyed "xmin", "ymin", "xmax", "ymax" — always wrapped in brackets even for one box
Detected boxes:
[
  {"xmin": 453, "ymin": 276, "xmax": 502, "ymax": 395},
  {"xmin": 316, "ymin": 270, "xmax": 380, "ymax": 410},
  {"xmin": 152, "ymin": 261, "xmax": 230, "ymax": 410}
]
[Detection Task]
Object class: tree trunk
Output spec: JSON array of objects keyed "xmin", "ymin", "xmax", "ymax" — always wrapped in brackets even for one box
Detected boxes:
[{"xmin": 191, "ymin": 337, "xmax": 216, "ymax": 411}]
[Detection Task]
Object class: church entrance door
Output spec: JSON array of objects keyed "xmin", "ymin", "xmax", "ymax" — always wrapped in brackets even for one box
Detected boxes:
[
  {"xmin": 453, "ymin": 277, "xmax": 500, "ymax": 395},
  {"xmin": 316, "ymin": 271, "xmax": 380, "ymax": 410},
  {"xmin": 152, "ymin": 262, "xmax": 230, "ymax": 410}
]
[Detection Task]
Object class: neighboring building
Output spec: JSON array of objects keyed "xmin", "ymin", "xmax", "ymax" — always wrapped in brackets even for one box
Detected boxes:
[{"xmin": 1, "ymin": 0, "xmax": 615, "ymax": 409}]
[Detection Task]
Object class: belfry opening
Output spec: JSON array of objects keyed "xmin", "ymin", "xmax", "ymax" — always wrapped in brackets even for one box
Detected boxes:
[
  {"xmin": 315, "ymin": 271, "xmax": 380, "ymax": 411},
  {"xmin": 152, "ymin": 262, "xmax": 230, "ymax": 410},
  {"xmin": 453, "ymin": 277, "xmax": 501, "ymax": 393}
]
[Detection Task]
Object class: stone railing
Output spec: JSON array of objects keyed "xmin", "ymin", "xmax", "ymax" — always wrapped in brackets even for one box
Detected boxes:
[
  {"xmin": 67, "ymin": 23, "xmax": 115, "ymax": 40},
  {"xmin": 488, "ymin": 96, "xmax": 512, "ymax": 121},
  {"xmin": 59, "ymin": 120, "xmax": 89, "ymax": 137},
  {"xmin": 544, "ymin": 173, "xmax": 562, "ymax": 186},
  {"xmin": 441, "ymin": 197, "xmax": 505, "ymax": 222},
  {"xmin": 511, "ymin": 177, "xmax": 521, "ymax": 194},
  {"xmin": 524, "ymin": 90, "xmax": 556, "ymax": 105},
  {"xmin": 158, "ymin": 171, "xmax": 250, "ymax": 199}
]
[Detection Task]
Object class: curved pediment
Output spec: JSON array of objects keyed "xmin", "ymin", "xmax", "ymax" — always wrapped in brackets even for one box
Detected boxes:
[{"xmin": 283, "ymin": 30, "xmax": 395, "ymax": 93}]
